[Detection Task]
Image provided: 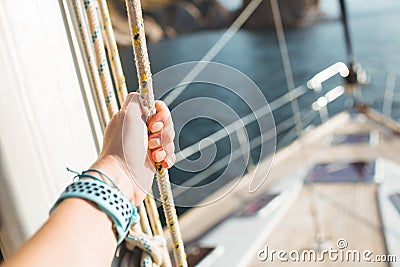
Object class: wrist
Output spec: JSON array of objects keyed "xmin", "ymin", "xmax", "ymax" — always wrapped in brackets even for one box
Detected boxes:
[
  {"xmin": 54, "ymin": 197, "xmax": 118, "ymax": 241},
  {"xmin": 51, "ymin": 178, "xmax": 138, "ymax": 245},
  {"xmin": 90, "ymin": 155, "xmax": 134, "ymax": 202}
]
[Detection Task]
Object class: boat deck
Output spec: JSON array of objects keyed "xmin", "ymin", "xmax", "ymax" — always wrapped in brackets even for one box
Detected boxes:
[
  {"xmin": 177, "ymin": 112, "xmax": 400, "ymax": 266},
  {"xmin": 251, "ymin": 183, "xmax": 385, "ymax": 266}
]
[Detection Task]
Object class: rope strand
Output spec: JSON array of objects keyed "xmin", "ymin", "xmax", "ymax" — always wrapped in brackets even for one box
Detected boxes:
[
  {"xmin": 83, "ymin": 0, "xmax": 119, "ymax": 117},
  {"xmin": 72, "ymin": 0, "xmax": 110, "ymax": 129},
  {"xmin": 73, "ymin": 1, "xmax": 182, "ymax": 265},
  {"xmin": 124, "ymin": 0, "xmax": 155, "ymax": 119},
  {"xmin": 97, "ymin": 0, "xmax": 128, "ymax": 105},
  {"xmin": 124, "ymin": 1, "xmax": 187, "ymax": 266},
  {"xmin": 93, "ymin": 1, "xmax": 172, "ymax": 265}
]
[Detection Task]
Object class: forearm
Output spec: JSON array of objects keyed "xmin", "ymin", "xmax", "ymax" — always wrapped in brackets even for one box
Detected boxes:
[
  {"xmin": 2, "ymin": 198, "xmax": 117, "ymax": 267},
  {"xmin": 2, "ymin": 156, "xmax": 132, "ymax": 267},
  {"xmin": 0, "ymin": 94, "xmax": 174, "ymax": 267}
]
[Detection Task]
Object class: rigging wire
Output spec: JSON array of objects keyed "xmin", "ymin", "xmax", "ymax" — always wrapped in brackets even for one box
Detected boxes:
[
  {"xmin": 162, "ymin": 0, "xmax": 264, "ymax": 106},
  {"xmin": 173, "ymin": 118, "xmax": 276, "ymax": 199},
  {"xmin": 171, "ymin": 84, "xmax": 309, "ymax": 199},
  {"xmin": 270, "ymin": 0, "xmax": 303, "ymax": 137},
  {"xmin": 172, "ymin": 105, "xmax": 320, "ymax": 199},
  {"xmin": 339, "ymin": 0, "xmax": 354, "ymax": 65},
  {"xmin": 270, "ymin": 0, "xmax": 328, "ymax": 249},
  {"xmin": 382, "ymin": 72, "xmax": 396, "ymax": 118},
  {"xmin": 175, "ymin": 85, "xmax": 307, "ymax": 163}
]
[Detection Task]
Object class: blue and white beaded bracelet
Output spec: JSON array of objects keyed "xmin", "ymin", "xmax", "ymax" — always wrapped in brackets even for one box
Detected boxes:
[{"xmin": 51, "ymin": 179, "xmax": 139, "ymax": 245}]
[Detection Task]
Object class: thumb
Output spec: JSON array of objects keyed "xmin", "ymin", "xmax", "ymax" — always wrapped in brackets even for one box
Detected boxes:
[{"xmin": 121, "ymin": 92, "xmax": 139, "ymax": 112}]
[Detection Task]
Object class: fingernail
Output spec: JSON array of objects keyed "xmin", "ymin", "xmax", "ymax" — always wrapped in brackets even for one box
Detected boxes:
[
  {"xmin": 165, "ymin": 156, "xmax": 174, "ymax": 168},
  {"xmin": 155, "ymin": 150, "xmax": 166, "ymax": 162},
  {"xmin": 150, "ymin": 121, "xmax": 164, "ymax": 133},
  {"xmin": 149, "ymin": 138, "xmax": 161, "ymax": 148}
]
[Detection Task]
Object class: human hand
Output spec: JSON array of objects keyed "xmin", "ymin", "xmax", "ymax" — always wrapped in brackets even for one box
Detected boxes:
[{"xmin": 91, "ymin": 93, "xmax": 175, "ymax": 205}]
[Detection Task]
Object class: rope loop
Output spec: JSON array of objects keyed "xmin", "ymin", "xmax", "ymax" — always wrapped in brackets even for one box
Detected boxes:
[{"xmin": 125, "ymin": 231, "xmax": 167, "ymax": 266}]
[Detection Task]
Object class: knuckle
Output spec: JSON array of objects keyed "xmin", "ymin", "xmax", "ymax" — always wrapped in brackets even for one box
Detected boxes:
[{"xmin": 162, "ymin": 133, "xmax": 174, "ymax": 143}]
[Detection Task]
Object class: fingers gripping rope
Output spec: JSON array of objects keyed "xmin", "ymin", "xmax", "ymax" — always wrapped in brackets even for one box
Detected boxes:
[
  {"xmin": 124, "ymin": 1, "xmax": 188, "ymax": 266},
  {"xmin": 73, "ymin": 1, "xmax": 173, "ymax": 266},
  {"xmin": 91, "ymin": 1, "xmax": 170, "ymax": 266}
]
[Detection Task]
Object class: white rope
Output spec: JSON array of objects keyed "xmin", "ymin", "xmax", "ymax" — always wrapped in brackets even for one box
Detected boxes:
[
  {"xmin": 95, "ymin": 2, "xmax": 171, "ymax": 265},
  {"xmin": 83, "ymin": 0, "xmax": 119, "ymax": 116},
  {"xmin": 72, "ymin": 0, "xmax": 110, "ymax": 129},
  {"xmin": 124, "ymin": 0, "xmax": 187, "ymax": 266},
  {"xmin": 73, "ymin": 1, "xmax": 172, "ymax": 266},
  {"xmin": 98, "ymin": 0, "xmax": 128, "ymax": 105},
  {"xmin": 125, "ymin": 230, "xmax": 167, "ymax": 266}
]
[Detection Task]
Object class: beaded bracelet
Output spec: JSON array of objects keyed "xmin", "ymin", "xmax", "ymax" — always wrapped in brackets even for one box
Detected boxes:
[{"xmin": 51, "ymin": 169, "xmax": 139, "ymax": 245}]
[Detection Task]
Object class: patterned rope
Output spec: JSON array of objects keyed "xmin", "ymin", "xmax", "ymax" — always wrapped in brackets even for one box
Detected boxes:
[
  {"xmin": 95, "ymin": 1, "xmax": 172, "ymax": 265},
  {"xmin": 137, "ymin": 203, "xmax": 155, "ymax": 267},
  {"xmin": 124, "ymin": 0, "xmax": 155, "ymax": 119},
  {"xmin": 97, "ymin": 0, "xmax": 128, "ymax": 105},
  {"xmin": 125, "ymin": 230, "xmax": 167, "ymax": 266},
  {"xmin": 155, "ymin": 169, "xmax": 186, "ymax": 267},
  {"xmin": 144, "ymin": 191, "xmax": 164, "ymax": 237},
  {"xmin": 74, "ymin": 1, "xmax": 181, "ymax": 265},
  {"xmin": 144, "ymin": 191, "xmax": 171, "ymax": 267},
  {"xmin": 124, "ymin": 2, "xmax": 188, "ymax": 266},
  {"xmin": 137, "ymin": 203, "xmax": 152, "ymax": 237},
  {"xmin": 129, "ymin": 223, "xmax": 156, "ymax": 267},
  {"xmin": 93, "ymin": 1, "xmax": 172, "ymax": 266},
  {"xmin": 72, "ymin": 0, "xmax": 110, "ymax": 128},
  {"xmin": 83, "ymin": 0, "xmax": 118, "ymax": 117}
]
